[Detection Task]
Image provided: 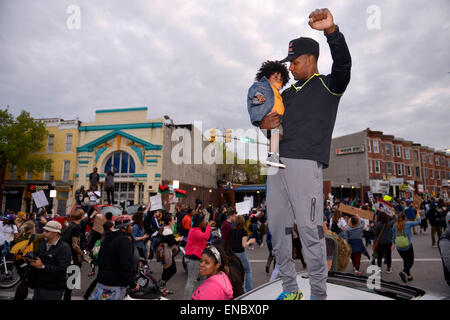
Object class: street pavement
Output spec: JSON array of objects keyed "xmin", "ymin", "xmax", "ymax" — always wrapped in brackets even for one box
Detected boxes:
[{"xmin": 0, "ymin": 228, "xmax": 448, "ymax": 300}]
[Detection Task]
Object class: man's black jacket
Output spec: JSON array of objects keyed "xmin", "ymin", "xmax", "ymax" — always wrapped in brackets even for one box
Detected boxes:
[
  {"xmin": 35, "ymin": 237, "xmax": 72, "ymax": 291},
  {"xmin": 97, "ymin": 230, "xmax": 137, "ymax": 288},
  {"xmin": 280, "ymin": 27, "xmax": 352, "ymax": 168}
]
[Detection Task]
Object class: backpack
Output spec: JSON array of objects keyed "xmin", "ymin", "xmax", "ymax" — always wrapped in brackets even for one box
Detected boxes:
[
  {"xmin": 10, "ymin": 235, "xmax": 35, "ymax": 261},
  {"xmin": 395, "ymin": 226, "xmax": 410, "ymax": 249},
  {"xmin": 326, "ymin": 230, "xmax": 351, "ymax": 272},
  {"xmin": 152, "ymin": 232, "xmax": 163, "ymax": 258}
]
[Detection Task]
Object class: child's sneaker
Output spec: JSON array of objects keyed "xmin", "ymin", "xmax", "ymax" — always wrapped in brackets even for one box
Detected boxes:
[
  {"xmin": 353, "ymin": 268, "xmax": 362, "ymax": 276},
  {"xmin": 265, "ymin": 152, "xmax": 286, "ymax": 168},
  {"xmin": 276, "ymin": 290, "xmax": 303, "ymax": 300}
]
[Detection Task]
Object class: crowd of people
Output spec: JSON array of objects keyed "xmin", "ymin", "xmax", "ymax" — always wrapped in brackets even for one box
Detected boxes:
[
  {"xmin": 1, "ymin": 191, "xmax": 448, "ymax": 300},
  {"xmin": 323, "ymin": 195, "xmax": 449, "ymax": 283},
  {"xmin": 0, "ymin": 191, "xmax": 268, "ymax": 301}
]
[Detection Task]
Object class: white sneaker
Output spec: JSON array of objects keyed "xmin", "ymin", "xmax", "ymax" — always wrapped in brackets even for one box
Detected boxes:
[{"xmin": 265, "ymin": 153, "xmax": 286, "ymax": 168}]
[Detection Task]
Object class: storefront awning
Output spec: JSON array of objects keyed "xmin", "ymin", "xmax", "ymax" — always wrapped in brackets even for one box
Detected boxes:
[{"xmin": 234, "ymin": 185, "xmax": 266, "ymax": 192}]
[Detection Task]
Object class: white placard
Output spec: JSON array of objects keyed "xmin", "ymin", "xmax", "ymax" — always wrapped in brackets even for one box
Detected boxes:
[
  {"xmin": 236, "ymin": 200, "xmax": 252, "ymax": 215},
  {"xmin": 50, "ymin": 190, "xmax": 57, "ymax": 198},
  {"xmin": 150, "ymin": 194, "xmax": 163, "ymax": 210},
  {"xmin": 32, "ymin": 190, "xmax": 49, "ymax": 208},
  {"xmin": 243, "ymin": 196, "xmax": 254, "ymax": 209}
]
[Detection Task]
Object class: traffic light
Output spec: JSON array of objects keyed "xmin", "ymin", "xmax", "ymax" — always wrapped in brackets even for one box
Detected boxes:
[
  {"xmin": 225, "ymin": 129, "xmax": 232, "ymax": 143},
  {"xmin": 210, "ymin": 129, "xmax": 216, "ymax": 142}
]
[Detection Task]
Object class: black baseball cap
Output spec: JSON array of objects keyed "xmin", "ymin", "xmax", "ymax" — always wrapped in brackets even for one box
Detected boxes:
[{"xmin": 280, "ymin": 37, "xmax": 319, "ymax": 63}]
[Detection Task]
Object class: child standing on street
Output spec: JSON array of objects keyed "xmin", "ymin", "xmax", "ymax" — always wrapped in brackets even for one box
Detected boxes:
[
  {"xmin": 343, "ymin": 215, "xmax": 370, "ymax": 275},
  {"xmin": 247, "ymin": 60, "xmax": 290, "ymax": 168}
]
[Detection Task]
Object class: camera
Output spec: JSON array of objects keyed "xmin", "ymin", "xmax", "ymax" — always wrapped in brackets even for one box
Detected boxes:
[{"xmin": 24, "ymin": 252, "xmax": 37, "ymax": 260}]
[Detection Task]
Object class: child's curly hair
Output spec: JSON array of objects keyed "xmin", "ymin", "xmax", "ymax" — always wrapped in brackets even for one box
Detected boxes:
[{"xmin": 255, "ymin": 60, "xmax": 290, "ymax": 87}]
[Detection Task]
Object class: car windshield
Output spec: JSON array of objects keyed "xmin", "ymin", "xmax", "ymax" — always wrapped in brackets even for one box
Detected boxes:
[
  {"xmin": 97, "ymin": 206, "xmax": 123, "ymax": 217},
  {"xmin": 126, "ymin": 206, "xmax": 140, "ymax": 215}
]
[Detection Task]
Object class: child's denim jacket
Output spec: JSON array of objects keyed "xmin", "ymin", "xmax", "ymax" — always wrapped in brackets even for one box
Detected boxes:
[{"xmin": 247, "ymin": 76, "xmax": 274, "ymax": 127}]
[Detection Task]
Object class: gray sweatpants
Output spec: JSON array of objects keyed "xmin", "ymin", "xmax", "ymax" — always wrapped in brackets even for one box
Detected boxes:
[{"xmin": 267, "ymin": 158, "xmax": 328, "ymax": 300}]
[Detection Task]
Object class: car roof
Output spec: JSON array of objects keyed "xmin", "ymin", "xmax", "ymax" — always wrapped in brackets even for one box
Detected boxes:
[{"xmin": 236, "ymin": 272, "xmax": 427, "ymax": 300}]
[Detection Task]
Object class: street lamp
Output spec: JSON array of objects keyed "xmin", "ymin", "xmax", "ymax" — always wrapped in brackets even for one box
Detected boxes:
[{"xmin": 163, "ymin": 115, "xmax": 174, "ymax": 126}]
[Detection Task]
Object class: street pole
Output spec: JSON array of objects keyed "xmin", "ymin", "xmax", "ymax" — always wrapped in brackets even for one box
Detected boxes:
[{"xmin": 257, "ymin": 130, "xmax": 259, "ymax": 174}]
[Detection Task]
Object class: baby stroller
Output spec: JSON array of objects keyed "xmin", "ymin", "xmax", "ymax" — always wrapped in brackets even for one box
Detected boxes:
[{"xmin": 125, "ymin": 258, "xmax": 168, "ymax": 300}]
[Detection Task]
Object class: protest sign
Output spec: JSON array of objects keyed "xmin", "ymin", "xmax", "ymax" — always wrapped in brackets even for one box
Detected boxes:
[
  {"xmin": 93, "ymin": 213, "xmax": 106, "ymax": 234},
  {"xmin": 150, "ymin": 194, "xmax": 163, "ymax": 210},
  {"xmin": 413, "ymin": 194, "xmax": 422, "ymax": 211},
  {"xmin": 32, "ymin": 190, "xmax": 49, "ymax": 208},
  {"xmin": 376, "ymin": 198, "xmax": 394, "ymax": 217},
  {"xmin": 244, "ymin": 196, "xmax": 254, "ymax": 209},
  {"xmin": 338, "ymin": 203, "xmax": 374, "ymax": 220},
  {"xmin": 236, "ymin": 200, "xmax": 252, "ymax": 215}
]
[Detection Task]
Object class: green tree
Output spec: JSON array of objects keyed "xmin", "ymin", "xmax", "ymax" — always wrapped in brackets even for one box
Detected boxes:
[
  {"xmin": 0, "ymin": 107, "xmax": 52, "ymax": 209},
  {"xmin": 217, "ymin": 142, "xmax": 266, "ymax": 185}
]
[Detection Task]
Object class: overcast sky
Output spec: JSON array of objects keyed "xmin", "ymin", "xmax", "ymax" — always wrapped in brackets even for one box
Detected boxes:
[{"xmin": 1, "ymin": 0, "xmax": 449, "ymax": 155}]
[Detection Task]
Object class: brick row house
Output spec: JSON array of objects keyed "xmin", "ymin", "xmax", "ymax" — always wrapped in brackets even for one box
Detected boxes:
[
  {"xmin": 366, "ymin": 129, "xmax": 449, "ymax": 199},
  {"xmin": 324, "ymin": 128, "xmax": 449, "ymax": 202}
]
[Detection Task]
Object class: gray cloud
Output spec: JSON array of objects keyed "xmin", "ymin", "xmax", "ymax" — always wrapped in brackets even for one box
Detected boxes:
[{"xmin": 0, "ymin": 0, "xmax": 449, "ymax": 152}]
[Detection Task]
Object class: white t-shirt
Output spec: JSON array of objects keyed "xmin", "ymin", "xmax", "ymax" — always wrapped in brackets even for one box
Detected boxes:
[
  {"xmin": 88, "ymin": 191, "xmax": 101, "ymax": 203},
  {"xmin": 0, "ymin": 221, "xmax": 18, "ymax": 245},
  {"xmin": 337, "ymin": 217, "xmax": 347, "ymax": 230}
]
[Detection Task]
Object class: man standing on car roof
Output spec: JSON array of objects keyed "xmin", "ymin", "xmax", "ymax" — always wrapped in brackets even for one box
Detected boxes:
[{"xmin": 261, "ymin": 8, "xmax": 351, "ymax": 300}]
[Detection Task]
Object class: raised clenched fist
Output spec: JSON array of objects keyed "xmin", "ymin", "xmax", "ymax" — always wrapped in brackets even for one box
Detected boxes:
[{"xmin": 308, "ymin": 8, "xmax": 336, "ymax": 34}]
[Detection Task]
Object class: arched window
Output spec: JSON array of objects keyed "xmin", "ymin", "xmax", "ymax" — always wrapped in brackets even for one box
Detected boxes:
[{"xmin": 104, "ymin": 151, "xmax": 135, "ymax": 177}]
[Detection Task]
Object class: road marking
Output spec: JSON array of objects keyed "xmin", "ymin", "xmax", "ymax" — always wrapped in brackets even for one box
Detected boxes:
[
  {"xmin": 176, "ymin": 258, "xmax": 442, "ymax": 263},
  {"xmin": 362, "ymin": 258, "xmax": 441, "ymax": 262}
]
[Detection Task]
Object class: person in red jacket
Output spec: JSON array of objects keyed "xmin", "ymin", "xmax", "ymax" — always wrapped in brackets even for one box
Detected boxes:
[
  {"xmin": 181, "ymin": 208, "xmax": 195, "ymax": 236},
  {"xmin": 183, "ymin": 213, "xmax": 215, "ymax": 299}
]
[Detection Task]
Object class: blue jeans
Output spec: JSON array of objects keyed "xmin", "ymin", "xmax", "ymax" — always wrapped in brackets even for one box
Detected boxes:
[
  {"xmin": 89, "ymin": 283, "xmax": 127, "ymax": 300},
  {"xmin": 233, "ymin": 251, "xmax": 253, "ymax": 292},
  {"xmin": 183, "ymin": 257, "xmax": 202, "ymax": 300},
  {"xmin": 251, "ymin": 223, "xmax": 261, "ymax": 245}
]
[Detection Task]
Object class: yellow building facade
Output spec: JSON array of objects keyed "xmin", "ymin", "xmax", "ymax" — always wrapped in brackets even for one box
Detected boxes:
[
  {"xmin": 74, "ymin": 107, "xmax": 164, "ymax": 205},
  {"xmin": 2, "ymin": 118, "xmax": 80, "ymax": 214}
]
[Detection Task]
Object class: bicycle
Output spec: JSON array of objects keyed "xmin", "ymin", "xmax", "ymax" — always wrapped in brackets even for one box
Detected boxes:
[{"xmin": 0, "ymin": 244, "xmax": 21, "ymax": 289}]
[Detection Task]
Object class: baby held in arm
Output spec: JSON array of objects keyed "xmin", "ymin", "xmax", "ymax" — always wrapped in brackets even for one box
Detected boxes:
[{"xmin": 247, "ymin": 60, "xmax": 290, "ymax": 169}]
